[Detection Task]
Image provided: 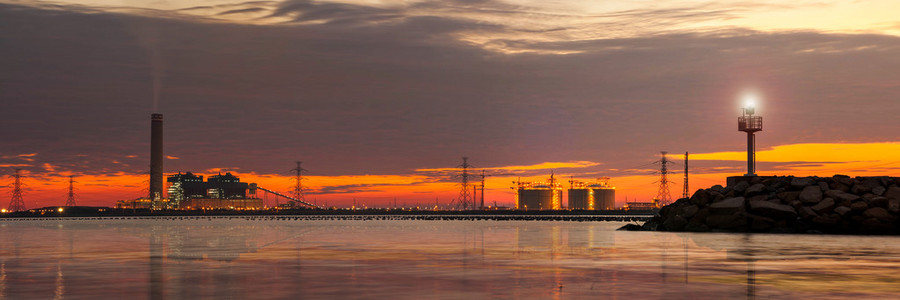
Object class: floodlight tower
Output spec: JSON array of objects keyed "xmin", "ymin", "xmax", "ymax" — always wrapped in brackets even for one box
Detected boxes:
[{"xmin": 738, "ymin": 100, "xmax": 763, "ymax": 176}]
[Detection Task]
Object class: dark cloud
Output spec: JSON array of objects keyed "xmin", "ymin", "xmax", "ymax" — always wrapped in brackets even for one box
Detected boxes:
[
  {"xmin": 272, "ymin": 0, "xmax": 403, "ymax": 24},
  {"xmin": 310, "ymin": 184, "xmax": 388, "ymax": 194},
  {"xmin": 1, "ymin": 2, "xmax": 900, "ymax": 181},
  {"xmin": 218, "ymin": 7, "xmax": 267, "ymax": 15}
]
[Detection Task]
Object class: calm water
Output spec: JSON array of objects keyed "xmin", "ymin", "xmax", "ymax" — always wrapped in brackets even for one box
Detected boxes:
[{"xmin": 1, "ymin": 217, "xmax": 899, "ymax": 299}]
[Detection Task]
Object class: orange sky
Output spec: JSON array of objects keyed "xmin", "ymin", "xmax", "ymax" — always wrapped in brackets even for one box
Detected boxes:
[
  {"xmin": 7, "ymin": 141, "xmax": 900, "ymax": 209},
  {"xmin": 2, "ymin": 1, "xmax": 900, "ymax": 210}
]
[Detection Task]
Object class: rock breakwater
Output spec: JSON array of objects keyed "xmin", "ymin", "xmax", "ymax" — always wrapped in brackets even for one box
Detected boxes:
[{"xmin": 636, "ymin": 175, "xmax": 900, "ymax": 234}]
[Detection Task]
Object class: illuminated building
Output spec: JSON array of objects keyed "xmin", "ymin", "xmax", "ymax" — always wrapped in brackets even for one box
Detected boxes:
[
  {"xmin": 568, "ymin": 177, "xmax": 616, "ymax": 210},
  {"xmin": 515, "ymin": 172, "xmax": 563, "ymax": 210}
]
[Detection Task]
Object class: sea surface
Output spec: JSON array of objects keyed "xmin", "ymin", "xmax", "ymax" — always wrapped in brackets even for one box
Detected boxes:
[{"xmin": 1, "ymin": 216, "xmax": 899, "ymax": 299}]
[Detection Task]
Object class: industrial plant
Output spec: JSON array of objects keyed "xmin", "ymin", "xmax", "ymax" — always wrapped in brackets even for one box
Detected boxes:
[
  {"xmin": 114, "ymin": 114, "xmax": 319, "ymax": 211},
  {"xmin": 512, "ymin": 173, "xmax": 621, "ymax": 211},
  {"xmin": 568, "ymin": 178, "xmax": 616, "ymax": 210},
  {"xmin": 11, "ymin": 112, "xmax": 666, "ymax": 212}
]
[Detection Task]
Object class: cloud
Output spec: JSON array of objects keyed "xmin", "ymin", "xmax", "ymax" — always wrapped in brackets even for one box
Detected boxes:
[
  {"xmin": 690, "ymin": 142, "xmax": 900, "ymax": 175},
  {"xmin": 3, "ymin": 2, "xmax": 900, "ymax": 206},
  {"xmin": 416, "ymin": 161, "xmax": 601, "ymax": 172},
  {"xmin": 309, "ymin": 183, "xmax": 390, "ymax": 195}
]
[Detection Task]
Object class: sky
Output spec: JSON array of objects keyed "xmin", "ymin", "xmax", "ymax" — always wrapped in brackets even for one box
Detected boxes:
[{"xmin": 1, "ymin": 0, "xmax": 900, "ymax": 208}]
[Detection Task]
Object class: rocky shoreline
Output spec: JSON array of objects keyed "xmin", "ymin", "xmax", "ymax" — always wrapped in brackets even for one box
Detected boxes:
[{"xmin": 626, "ymin": 175, "xmax": 900, "ymax": 234}]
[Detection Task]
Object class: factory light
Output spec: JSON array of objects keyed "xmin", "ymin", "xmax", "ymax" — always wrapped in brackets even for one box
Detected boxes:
[{"xmin": 58, "ymin": 207, "xmax": 64, "ymax": 213}]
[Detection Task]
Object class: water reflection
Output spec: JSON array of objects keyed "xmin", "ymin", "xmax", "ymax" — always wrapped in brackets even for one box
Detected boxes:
[{"xmin": 0, "ymin": 219, "xmax": 899, "ymax": 299}]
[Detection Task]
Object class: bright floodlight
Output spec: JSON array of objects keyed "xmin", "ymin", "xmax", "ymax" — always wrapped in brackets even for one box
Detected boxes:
[{"xmin": 742, "ymin": 95, "xmax": 757, "ymax": 115}]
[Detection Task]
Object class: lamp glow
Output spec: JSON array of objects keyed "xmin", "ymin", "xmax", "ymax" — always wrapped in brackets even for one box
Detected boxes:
[{"xmin": 742, "ymin": 94, "xmax": 758, "ymax": 115}]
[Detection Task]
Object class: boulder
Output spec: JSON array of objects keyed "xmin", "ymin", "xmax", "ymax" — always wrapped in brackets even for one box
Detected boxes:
[
  {"xmin": 812, "ymin": 214, "xmax": 842, "ymax": 227},
  {"xmin": 869, "ymin": 196, "xmax": 889, "ymax": 209},
  {"xmin": 850, "ymin": 201, "xmax": 869, "ymax": 212},
  {"xmin": 678, "ymin": 205, "xmax": 699, "ymax": 219},
  {"xmin": 777, "ymin": 191, "xmax": 801, "ymax": 203},
  {"xmin": 817, "ymin": 182, "xmax": 830, "ymax": 192},
  {"xmin": 709, "ymin": 197, "xmax": 745, "ymax": 215},
  {"xmin": 860, "ymin": 177, "xmax": 883, "ymax": 191},
  {"xmin": 749, "ymin": 214, "xmax": 775, "ymax": 231},
  {"xmin": 851, "ymin": 184, "xmax": 872, "ymax": 195},
  {"xmin": 884, "ymin": 186, "xmax": 900, "ymax": 200},
  {"xmin": 710, "ymin": 191, "xmax": 726, "ymax": 203},
  {"xmin": 833, "ymin": 174, "xmax": 853, "ymax": 186},
  {"xmin": 745, "ymin": 184, "xmax": 766, "ymax": 196},
  {"xmin": 733, "ymin": 181, "xmax": 751, "ymax": 194},
  {"xmin": 872, "ymin": 186, "xmax": 886, "ymax": 196},
  {"xmin": 889, "ymin": 198, "xmax": 900, "ymax": 213},
  {"xmin": 709, "ymin": 185, "xmax": 725, "ymax": 193},
  {"xmin": 799, "ymin": 186, "xmax": 823, "ymax": 204},
  {"xmin": 791, "ymin": 177, "xmax": 816, "ymax": 188},
  {"xmin": 689, "ymin": 189, "xmax": 711, "ymax": 206},
  {"xmin": 811, "ymin": 198, "xmax": 835, "ymax": 214},
  {"xmin": 747, "ymin": 195, "xmax": 768, "ymax": 203},
  {"xmin": 641, "ymin": 218, "xmax": 660, "ymax": 231},
  {"xmin": 618, "ymin": 224, "xmax": 643, "ymax": 231},
  {"xmin": 799, "ymin": 206, "xmax": 818, "ymax": 219},
  {"xmin": 830, "ymin": 182, "xmax": 850, "ymax": 193},
  {"xmin": 749, "ymin": 200, "xmax": 797, "ymax": 220},
  {"xmin": 826, "ymin": 190, "xmax": 861, "ymax": 203},
  {"xmin": 663, "ymin": 215, "xmax": 688, "ymax": 231},
  {"xmin": 834, "ymin": 206, "xmax": 852, "ymax": 216},
  {"xmin": 863, "ymin": 207, "xmax": 896, "ymax": 222}
]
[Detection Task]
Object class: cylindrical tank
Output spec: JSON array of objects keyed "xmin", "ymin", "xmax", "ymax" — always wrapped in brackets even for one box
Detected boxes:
[
  {"xmin": 150, "ymin": 113, "xmax": 164, "ymax": 200},
  {"xmin": 518, "ymin": 188, "xmax": 561, "ymax": 210},
  {"xmin": 591, "ymin": 187, "xmax": 615, "ymax": 210},
  {"xmin": 568, "ymin": 189, "xmax": 591, "ymax": 210}
]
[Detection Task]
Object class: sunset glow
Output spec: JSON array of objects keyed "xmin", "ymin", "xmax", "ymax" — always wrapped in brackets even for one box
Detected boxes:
[{"xmin": 2, "ymin": 0, "xmax": 900, "ymax": 210}]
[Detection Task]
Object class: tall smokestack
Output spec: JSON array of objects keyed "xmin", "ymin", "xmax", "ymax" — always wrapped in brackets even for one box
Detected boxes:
[{"xmin": 150, "ymin": 113, "xmax": 163, "ymax": 200}]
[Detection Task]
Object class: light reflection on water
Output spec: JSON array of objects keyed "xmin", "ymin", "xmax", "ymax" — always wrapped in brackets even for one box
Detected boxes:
[{"xmin": 1, "ymin": 218, "xmax": 900, "ymax": 299}]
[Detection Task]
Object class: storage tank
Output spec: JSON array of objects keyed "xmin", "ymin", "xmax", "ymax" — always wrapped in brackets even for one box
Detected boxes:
[
  {"xmin": 518, "ymin": 187, "xmax": 560, "ymax": 210},
  {"xmin": 515, "ymin": 173, "xmax": 564, "ymax": 210},
  {"xmin": 589, "ymin": 185, "xmax": 616, "ymax": 210},
  {"xmin": 568, "ymin": 178, "xmax": 616, "ymax": 210},
  {"xmin": 567, "ymin": 188, "xmax": 591, "ymax": 210}
]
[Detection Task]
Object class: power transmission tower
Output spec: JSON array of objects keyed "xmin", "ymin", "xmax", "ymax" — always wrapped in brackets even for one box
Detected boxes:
[
  {"xmin": 8, "ymin": 169, "xmax": 26, "ymax": 212},
  {"xmin": 66, "ymin": 175, "xmax": 77, "ymax": 207},
  {"xmin": 656, "ymin": 151, "xmax": 673, "ymax": 206},
  {"xmin": 453, "ymin": 157, "xmax": 472, "ymax": 210},
  {"xmin": 290, "ymin": 161, "xmax": 307, "ymax": 205},
  {"xmin": 682, "ymin": 152, "xmax": 689, "ymax": 199},
  {"xmin": 474, "ymin": 170, "xmax": 515, "ymax": 209}
]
